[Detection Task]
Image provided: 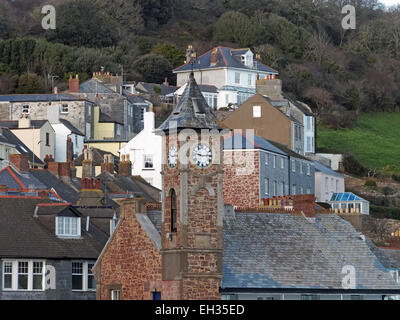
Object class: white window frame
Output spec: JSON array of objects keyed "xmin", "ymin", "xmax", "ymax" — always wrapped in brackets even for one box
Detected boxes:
[
  {"xmin": 111, "ymin": 290, "xmax": 121, "ymax": 300},
  {"xmin": 22, "ymin": 105, "xmax": 30, "ymax": 114},
  {"xmin": 253, "ymin": 106, "xmax": 261, "ymax": 118},
  {"xmin": 248, "ymin": 74, "xmax": 252, "ymax": 86},
  {"xmin": 281, "ymin": 158, "xmax": 285, "ymax": 169},
  {"xmin": 293, "ymin": 184, "xmax": 297, "ymax": 195},
  {"xmin": 273, "ymin": 155, "xmax": 277, "ymax": 169},
  {"xmin": 235, "ymin": 72, "xmax": 240, "ymax": 84},
  {"xmin": 292, "ymin": 159, "xmax": 296, "ymax": 173},
  {"xmin": 72, "ymin": 261, "xmax": 96, "ymax": 292},
  {"xmin": 265, "ymin": 178, "xmax": 269, "ymax": 195},
  {"xmin": 143, "ymin": 154, "xmax": 154, "ymax": 169},
  {"xmin": 307, "ymin": 163, "xmax": 311, "ymax": 176},
  {"xmin": 56, "ymin": 216, "xmax": 81, "ymax": 237},
  {"xmin": 300, "ymin": 162, "xmax": 303, "ymax": 175},
  {"xmin": 265, "ymin": 153, "xmax": 269, "ymax": 165},
  {"xmin": 61, "ymin": 104, "xmax": 69, "ymax": 114},
  {"xmin": 2, "ymin": 260, "xmax": 45, "ymax": 291}
]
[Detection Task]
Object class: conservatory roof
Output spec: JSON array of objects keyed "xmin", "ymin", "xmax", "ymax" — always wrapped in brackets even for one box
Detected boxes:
[{"xmin": 329, "ymin": 192, "xmax": 367, "ymax": 202}]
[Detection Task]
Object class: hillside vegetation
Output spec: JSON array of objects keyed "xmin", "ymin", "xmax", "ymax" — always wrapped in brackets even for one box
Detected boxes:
[
  {"xmin": 0, "ymin": 1, "xmax": 400, "ymax": 127},
  {"xmin": 317, "ymin": 113, "xmax": 400, "ymax": 174}
]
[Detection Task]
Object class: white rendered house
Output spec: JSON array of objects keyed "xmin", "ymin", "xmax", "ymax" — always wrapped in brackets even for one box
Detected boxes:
[
  {"xmin": 47, "ymin": 103, "xmax": 85, "ymax": 162},
  {"xmin": 119, "ymin": 109, "xmax": 162, "ymax": 189},
  {"xmin": 174, "ymin": 47, "xmax": 278, "ymax": 109}
]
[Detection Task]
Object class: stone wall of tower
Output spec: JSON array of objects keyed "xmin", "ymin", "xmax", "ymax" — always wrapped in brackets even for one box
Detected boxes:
[
  {"xmin": 161, "ymin": 133, "xmax": 223, "ymax": 300},
  {"xmin": 223, "ymin": 150, "xmax": 261, "ymax": 208}
]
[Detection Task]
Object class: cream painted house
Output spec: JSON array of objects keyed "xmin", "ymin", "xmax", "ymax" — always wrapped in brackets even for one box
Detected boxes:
[
  {"xmin": 119, "ymin": 109, "xmax": 162, "ymax": 189},
  {"xmin": 0, "ymin": 115, "xmax": 55, "ymax": 162}
]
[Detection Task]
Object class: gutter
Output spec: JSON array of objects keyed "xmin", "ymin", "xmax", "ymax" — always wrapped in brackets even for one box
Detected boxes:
[{"xmin": 220, "ymin": 288, "xmax": 400, "ymax": 295}]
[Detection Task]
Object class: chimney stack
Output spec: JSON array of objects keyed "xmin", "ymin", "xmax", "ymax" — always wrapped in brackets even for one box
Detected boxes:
[
  {"xmin": 143, "ymin": 108, "xmax": 155, "ymax": 132},
  {"xmin": 101, "ymin": 154, "xmax": 114, "ymax": 174},
  {"xmin": 66, "ymin": 138, "xmax": 74, "ymax": 163},
  {"xmin": 119, "ymin": 154, "xmax": 132, "ymax": 177},
  {"xmin": 18, "ymin": 113, "xmax": 31, "ymax": 129},
  {"xmin": 69, "ymin": 74, "xmax": 79, "ymax": 93},
  {"xmin": 82, "ymin": 146, "xmax": 94, "ymax": 179},
  {"xmin": 210, "ymin": 48, "xmax": 219, "ymax": 66},
  {"xmin": 256, "ymin": 78, "xmax": 282, "ymax": 100},
  {"xmin": 9, "ymin": 154, "xmax": 29, "ymax": 172}
]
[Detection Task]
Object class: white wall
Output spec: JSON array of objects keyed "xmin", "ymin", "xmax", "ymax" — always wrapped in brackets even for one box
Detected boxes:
[
  {"xmin": 315, "ymin": 171, "xmax": 345, "ymax": 203},
  {"xmin": 52, "ymin": 124, "xmax": 84, "ymax": 162},
  {"xmin": 119, "ymin": 111, "xmax": 162, "ymax": 189}
]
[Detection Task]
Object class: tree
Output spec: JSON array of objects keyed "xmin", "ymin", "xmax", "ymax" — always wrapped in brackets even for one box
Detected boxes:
[
  {"xmin": 15, "ymin": 73, "xmax": 46, "ymax": 94},
  {"xmin": 132, "ymin": 54, "xmax": 173, "ymax": 84},
  {"xmin": 213, "ymin": 11, "xmax": 258, "ymax": 47},
  {"xmin": 95, "ymin": 0, "xmax": 144, "ymax": 35},
  {"xmin": 151, "ymin": 43, "xmax": 185, "ymax": 68},
  {"xmin": 46, "ymin": 0, "xmax": 120, "ymax": 48}
]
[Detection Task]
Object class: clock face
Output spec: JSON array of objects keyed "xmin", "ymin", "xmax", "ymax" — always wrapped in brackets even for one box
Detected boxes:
[
  {"xmin": 192, "ymin": 144, "xmax": 212, "ymax": 168},
  {"xmin": 168, "ymin": 145, "xmax": 178, "ymax": 168}
]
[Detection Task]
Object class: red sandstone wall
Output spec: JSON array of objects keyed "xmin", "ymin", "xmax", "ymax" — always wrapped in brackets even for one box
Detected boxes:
[
  {"xmin": 223, "ymin": 150, "xmax": 260, "ymax": 208},
  {"xmin": 97, "ymin": 199, "xmax": 180, "ymax": 300}
]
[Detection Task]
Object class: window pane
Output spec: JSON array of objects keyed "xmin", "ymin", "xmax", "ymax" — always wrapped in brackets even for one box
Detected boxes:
[
  {"xmin": 72, "ymin": 275, "xmax": 83, "ymax": 290},
  {"xmin": 18, "ymin": 275, "xmax": 28, "ymax": 290},
  {"xmin": 112, "ymin": 290, "xmax": 120, "ymax": 300},
  {"xmin": 4, "ymin": 274, "xmax": 12, "ymax": 289},
  {"xmin": 72, "ymin": 262, "xmax": 83, "ymax": 274},
  {"xmin": 88, "ymin": 275, "xmax": 96, "ymax": 290},
  {"xmin": 87, "ymin": 263, "xmax": 96, "ymax": 290},
  {"xmin": 33, "ymin": 275, "xmax": 43, "ymax": 290}
]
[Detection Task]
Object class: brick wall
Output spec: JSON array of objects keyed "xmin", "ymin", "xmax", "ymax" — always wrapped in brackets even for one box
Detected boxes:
[
  {"xmin": 223, "ymin": 150, "xmax": 260, "ymax": 208},
  {"xmin": 94, "ymin": 198, "xmax": 181, "ymax": 300}
]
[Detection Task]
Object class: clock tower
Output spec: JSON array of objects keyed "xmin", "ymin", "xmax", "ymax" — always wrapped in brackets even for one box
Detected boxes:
[{"xmin": 156, "ymin": 72, "xmax": 224, "ymax": 300}]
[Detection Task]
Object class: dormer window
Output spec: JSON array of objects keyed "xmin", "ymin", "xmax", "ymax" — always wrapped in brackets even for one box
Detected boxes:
[{"xmin": 56, "ymin": 216, "xmax": 81, "ymax": 237}]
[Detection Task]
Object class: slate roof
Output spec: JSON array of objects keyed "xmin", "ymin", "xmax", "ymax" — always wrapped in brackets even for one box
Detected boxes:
[
  {"xmin": 96, "ymin": 171, "xmax": 161, "ymax": 203},
  {"xmin": 0, "ymin": 128, "xmax": 43, "ymax": 165},
  {"xmin": 29, "ymin": 169, "xmax": 80, "ymax": 204},
  {"xmin": 313, "ymin": 160, "xmax": 343, "ymax": 178},
  {"xmin": 0, "ymin": 120, "xmax": 48, "ymax": 129},
  {"xmin": 222, "ymin": 213, "xmax": 400, "ymax": 291},
  {"xmin": 268, "ymin": 140, "xmax": 311, "ymax": 161},
  {"xmin": 99, "ymin": 111, "xmax": 124, "ymax": 125},
  {"xmin": 174, "ymin": 47, "xmax": 278, "ymax": 74},
  {"xmin": 79, "ymin": 79, "xmax": 115, "ymax": 94},
  {"xmin": 136, "ymin": 83, "xmax": 178, "ymax": 96},
  {"xmin": 282, "ymin": 93, "xmax": 314, "ymax": 117},
  {"xmin": 223, "ymin": 133, "xmax": 286, "ymax": 156},
  {"xmin": 156, "ymin": 72, "xmax": 221, "ymax": 132},
  {"xmin": 0, "ymin": 198, "xmax": 108, "ymax": 259},
  {"xmin": 59, "ymin": 119, "xmax": 84, "ymax": 136},
  {"xmin": 0, "ymin": 94, "xmax": 84, "ymax": 103},
  {"xmin": 0, "ymin": 166, "xmax": 47, "ymax": 190}
]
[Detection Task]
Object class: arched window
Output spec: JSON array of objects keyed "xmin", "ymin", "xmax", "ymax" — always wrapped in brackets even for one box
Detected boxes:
[{"xmin": 170, "ymin": 189, "xmax": 177, "ymax": 233}]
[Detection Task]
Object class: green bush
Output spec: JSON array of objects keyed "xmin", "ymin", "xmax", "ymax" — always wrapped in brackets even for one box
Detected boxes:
[
  {"xmin": 381, "ymin": 186, "xmax": 395, "ymax": 196},
  {"xmin": 342, "ymin": 154, "xmax": 368, "ymax": 177},
  {"xmin": 365, "ymin": 179, "xmax": 377, "ymax": 187},
  {"xmin": 370, "ymin": 205, "xmax": 400, "ymax": 220}
]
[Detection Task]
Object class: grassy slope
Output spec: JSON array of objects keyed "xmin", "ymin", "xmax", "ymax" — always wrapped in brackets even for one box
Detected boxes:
[{"xmin": 317, "ymin": 113, "xmax": 400, "ymax": 173}]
